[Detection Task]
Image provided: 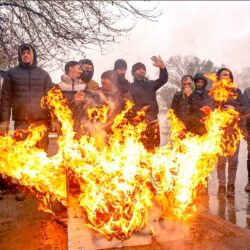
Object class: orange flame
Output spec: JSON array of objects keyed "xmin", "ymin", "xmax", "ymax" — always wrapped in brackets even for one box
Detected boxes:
[
  {"xmin": 0, "ymin": 74, "xmax": 242, "ymax": 239},
  {"xmin": 206, "ymin": 73, "xmax": 238, "ymax": 103}
]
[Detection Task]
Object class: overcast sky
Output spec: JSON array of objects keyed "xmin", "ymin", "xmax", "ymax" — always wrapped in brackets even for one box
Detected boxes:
[{"xmin": 49, "ymin": 1, "xmax": 250, "ymax": 84}]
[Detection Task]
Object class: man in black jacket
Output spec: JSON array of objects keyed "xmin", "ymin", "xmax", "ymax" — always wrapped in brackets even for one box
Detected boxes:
[
  {"xmin": 130, "ymin": 56, "xmax": 168, "ymax": 150},
  {"xmin": 0, "ymin": 43, "xmax": 53, "ymax": 149},
  {"xmin": 0, "ymin": 43, "xmax": 53, "ymax": 200}
]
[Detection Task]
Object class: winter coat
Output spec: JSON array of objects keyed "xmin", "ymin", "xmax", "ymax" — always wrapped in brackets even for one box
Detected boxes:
[
  {"xmin": 0, "ymin": 44, "xmax": 53, "ymax": 122},
  {"xmin": 170, "ymin": 91, "xmax": 191, "ymax": 128},
  {"xmin": 214, "ymin": 88, "xmax": 246, "ymax": 113},
  {"xmin": 130, "ymin": 68, "xmax": 168, "ymax": 121},
  {"xmin": 57, "ymin": 74, "xmax": 86, "ymax": 107},
  {"xmin": 187, "ymin": 88, "xmax": 214, "ymax": 135},
  {"xmin": 215, "ymin": 88, "xmax": 247, "ymax": 134},
  {"xmin": 57, "ymin": 74, "xmax": 87, "ymax": 133}
]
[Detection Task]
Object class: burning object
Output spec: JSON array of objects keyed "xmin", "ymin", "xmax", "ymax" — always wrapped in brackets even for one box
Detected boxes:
[{"xmin": 0, "ymin": 76, "xmax": 242, "ymax": 246}]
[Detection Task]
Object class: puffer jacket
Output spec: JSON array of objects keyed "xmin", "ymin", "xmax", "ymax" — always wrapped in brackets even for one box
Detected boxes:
[
  {"xmin": 0, "ymin": 44, "xmax": 53, "ymax": 122},
  {"xmin": 57, "ymin": 74, "xmax": 87, "ymax": 133}
]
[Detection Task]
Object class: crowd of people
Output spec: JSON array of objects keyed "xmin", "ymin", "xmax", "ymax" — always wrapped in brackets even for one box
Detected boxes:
[{"xmin": 0, "ymin": 43, "xmax": 250, "ymax": 201}]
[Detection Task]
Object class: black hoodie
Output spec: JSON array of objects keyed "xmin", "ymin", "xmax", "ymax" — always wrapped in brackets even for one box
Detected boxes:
[{"xmin": 0, "ymin": 43, "xmax": 53, "ymax": 122}]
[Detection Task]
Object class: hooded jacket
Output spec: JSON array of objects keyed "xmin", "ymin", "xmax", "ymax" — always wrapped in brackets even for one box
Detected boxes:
[
  {"xmin": 130, "ymin": 67, "xmax": 168, "ymax": 121},
  {"xmin": 0, "ymin": 44, "xmax": 53, "ymax": 122},
  {"xmin": 186, "ymin": 74, "xmax": 213, "ymax": 135}
]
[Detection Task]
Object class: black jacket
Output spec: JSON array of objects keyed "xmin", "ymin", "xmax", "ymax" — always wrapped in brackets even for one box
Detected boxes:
[
  {"xmin": 187, "ymin": 88, "xmax": 214, "ymax": 135},
  {"xmin": 130, "ymin": 68, "xmax": 168, "ymax": 121},
  {"xmin": 171, "ymin": 91, "xmax": 191, "ymax": 128},
  {"xmin": 0, "ymin": 44, "xmax": 53, "ymax": 122},
  {"xmin": 217, "ymin": 88, "xmax": 247, "ymax": 114}
]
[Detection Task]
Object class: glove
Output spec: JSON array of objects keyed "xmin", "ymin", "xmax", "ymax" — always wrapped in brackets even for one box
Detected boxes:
[{"xmin": 0, "ymin": 121, "xmax": 9, "ymax": 135}]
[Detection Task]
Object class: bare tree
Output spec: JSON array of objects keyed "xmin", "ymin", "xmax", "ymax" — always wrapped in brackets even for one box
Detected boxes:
[
  {"xmin": 166, "ymin": 55, "xmax": 221, "ymax": 88},
  {"xmin": 0, "ymin": 0, "xmax": 160, "ymax": 68}
]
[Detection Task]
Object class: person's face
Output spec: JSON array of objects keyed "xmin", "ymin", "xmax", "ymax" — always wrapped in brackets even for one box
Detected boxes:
[
  {"xmin": 21, "ymin": 49, "xmax": 32, "ymax": 64},
  {"xmin": 81, "ymin": 64, "xmax": 93, "ymax": 72},
  {"xmin": 134, "ymin": 67, "xmax": 146, "ymax": 80},
  {"xmin": 195, "ymin": 79, "xmax": 206, "ymax": 89},
  {"xmin": 101, "ymin": 78, "xmax": 113, "ymax": 91},
  {"xmin": 69, "ymin": 64, "xmax": 82, "ymax": 80},
  {"xmin": 116, "ymin": 68, "xmax": 126, "ymax": 77},
  {"xmin": 219, "ymin": 70, "xmax": 231, "ymax": 81},
  {"xmin": 182, "ymin": 76, "xmax": 193, "ymax": 87}
]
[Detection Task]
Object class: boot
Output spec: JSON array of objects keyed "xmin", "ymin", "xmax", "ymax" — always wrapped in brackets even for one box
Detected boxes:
[
  {"xmin": 227, "ymin": 184, "xmax": 235, "ymax": 197},
  {"xmin": 217, "ymin": 185, "xmax": 226, "ymax": 198},
  {"xmin": 245, "ymin": 180, "xmax": 250, "ymax": 192}
]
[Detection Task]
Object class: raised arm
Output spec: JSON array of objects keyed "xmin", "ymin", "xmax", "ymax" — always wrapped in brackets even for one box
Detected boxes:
[{"xmin": 151, "ymin": 55, "xmax": 168, "ymax": 91}]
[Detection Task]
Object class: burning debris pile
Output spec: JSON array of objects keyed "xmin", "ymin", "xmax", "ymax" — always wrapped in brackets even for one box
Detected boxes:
[{"xmin": 0, "ymin": 76, "xmax": 242, "ymax": 240}]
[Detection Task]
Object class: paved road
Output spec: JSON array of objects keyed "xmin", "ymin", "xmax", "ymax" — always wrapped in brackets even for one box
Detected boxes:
[
  {"xmin": 0, "ymin": 193, "xmax": 67, "ymax": 250},
  {"xmin": 208, "ymin": 139, "xmax": 250, "ymax": 230}
]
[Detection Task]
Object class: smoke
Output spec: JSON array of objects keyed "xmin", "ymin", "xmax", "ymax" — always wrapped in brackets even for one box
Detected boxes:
[{"xmin": 78, "ymin": 89, "xmax": 123, "ymax": 148}]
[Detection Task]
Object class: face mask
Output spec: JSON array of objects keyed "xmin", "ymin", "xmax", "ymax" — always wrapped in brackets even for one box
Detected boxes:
[{"xmin": 81, "ymin": 70, "xmax": 93, "ymax": 81}]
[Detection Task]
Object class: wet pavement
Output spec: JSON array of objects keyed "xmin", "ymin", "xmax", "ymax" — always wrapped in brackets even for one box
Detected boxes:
[
  {"xmin": 208, "ymin": 139, "xmax": 250, "ymax": 230},
  {"xmin": 0, "ymin": 193, "xmax": 67, "ymax": 250}
]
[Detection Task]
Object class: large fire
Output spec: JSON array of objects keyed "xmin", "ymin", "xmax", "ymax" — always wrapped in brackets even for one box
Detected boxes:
[{"xmin": 0, "ymin": 75, "xmax": 242, "ymax": 240}]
